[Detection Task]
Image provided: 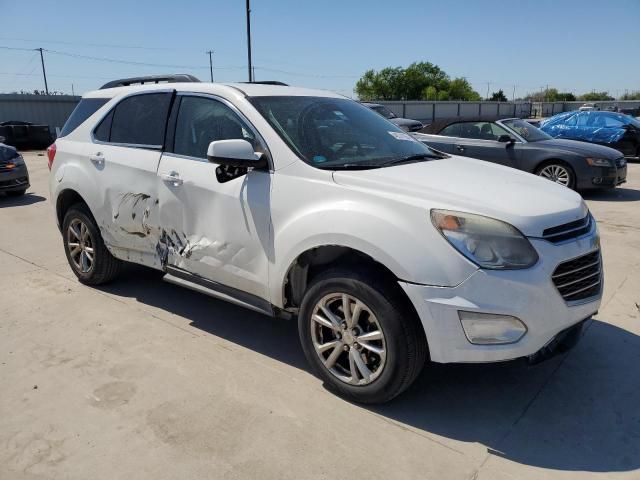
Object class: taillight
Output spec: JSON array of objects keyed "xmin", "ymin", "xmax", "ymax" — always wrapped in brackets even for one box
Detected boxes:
[{"xmin": 46, "ymin": 143, "xmax": 56, "ymax": 170}]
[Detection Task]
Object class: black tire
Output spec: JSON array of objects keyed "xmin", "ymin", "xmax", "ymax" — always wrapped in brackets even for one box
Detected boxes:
[
  {"xmin": 535, "ymin": 161, "xmax": 576, "ymax": 190},
  {"xmin": 62, "ymin": 203, "xmax": 122, "ymax": 285},
  {"xmin": 6, "ymin": 189, "xmax": 26, "ymax": 196},
  {"xmin": 298, "ymin": 268, "xmax": 427, "ymax": 404}
]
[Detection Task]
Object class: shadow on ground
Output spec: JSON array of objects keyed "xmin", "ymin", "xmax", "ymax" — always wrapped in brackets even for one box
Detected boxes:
[
  {"xmin": 100, "ymin": 265, "xmax": 640, "ymax": 474},
  {"xmin": 583, "ymin": 187, "xmax": 640, "ymax": 202},
  {"xmin": 0, "ymin": 192, "xmax": 46, "ymax": 207}
]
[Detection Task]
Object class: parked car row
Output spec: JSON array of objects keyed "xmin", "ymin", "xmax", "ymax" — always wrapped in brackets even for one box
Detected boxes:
[
  {"xmin": 0, "ymin": 120, "xmax": 53, "ymax": 149},
  {"xmin": 540, "ymin": 110, "xmax": 640, "ymax": 161},
  {"xmin": 46, "ymin": 76, "xmax": 604, "ymax": 403},
  {"xmin": 415, "ymin": 116, "xmax": 627, "ymax": 190},
  {"xmin": 0, "ymin": 141, "xmax": 30, "ymax": 196}
]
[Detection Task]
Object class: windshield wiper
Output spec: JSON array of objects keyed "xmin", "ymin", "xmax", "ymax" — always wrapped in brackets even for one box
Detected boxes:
[
  {"xmin": 381, "ymin": 153, "xmax": 443, "ymax": 166},
  {"xmin": 316, "ymin": 163, "xmax": 384, "ymax": 170}
]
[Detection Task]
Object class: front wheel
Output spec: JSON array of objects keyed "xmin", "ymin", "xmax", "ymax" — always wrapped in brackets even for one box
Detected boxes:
[
  {"xmin": 298, "ymin": 268, "xmax": 427, "ymax": 404},
  {"xmin": 536, "ymin": 162, "xmax": 576, "ymax": 189}
]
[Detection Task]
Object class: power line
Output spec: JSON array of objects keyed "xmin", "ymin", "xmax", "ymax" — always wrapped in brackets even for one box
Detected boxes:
[
  {"xmin": 0, "ymin": 36, "xmax": 186, "ymax": 51},
  {"xmin": 254, "ymin": 66, "xmax": 359, "ymax": 79}
]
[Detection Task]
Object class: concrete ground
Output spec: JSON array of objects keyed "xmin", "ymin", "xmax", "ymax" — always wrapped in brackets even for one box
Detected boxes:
[{"xmin": 1, "ymin": 152, "xmax": 639, "ymax": 480}]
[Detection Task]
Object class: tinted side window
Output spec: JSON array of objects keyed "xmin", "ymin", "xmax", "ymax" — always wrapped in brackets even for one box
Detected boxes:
[
  {"xmin": 173, "ymin": 96, "xmax": 257, "ymax": 159},
  {"xmin": 110, "ymin": 93, "xmax": 172, "ymax": 146},
  {"xmin": 94, "ymin": 110, "xmax": 113, "ymax": 142},
  {"xmin": 59, "ymin": 98, "xmax": 109, "ymax": 137},
  {"xmin": 439, "ymin": 123, "xmax": 461, "ymax": 137}
]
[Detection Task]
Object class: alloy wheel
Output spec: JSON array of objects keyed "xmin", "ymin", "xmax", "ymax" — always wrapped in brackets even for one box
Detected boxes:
[
  {"xmin": 539, "ymin": 164, "xmax": 571, "ymax": 186},
  {"xmin": 67, "ymin": 218, "xmax": 94, "ymax": 273},
  {"xmin": 310, "ymin": 293, "xmax": 386, "ymax": 386}
]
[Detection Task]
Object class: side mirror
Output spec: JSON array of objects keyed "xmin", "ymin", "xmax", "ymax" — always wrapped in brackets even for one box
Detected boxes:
[
  {"xmin": 207, "ymin": 139, "xmax": 268, "ymax": 169},
  {"xmin": 497, "ymin": 135, "xmax": 516, "ymax": 145}
]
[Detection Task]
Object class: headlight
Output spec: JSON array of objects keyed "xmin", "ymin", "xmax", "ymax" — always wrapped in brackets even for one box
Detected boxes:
[
  {"xmin": 585, "ymin": 157, "xmax": 612, "ymax": 167},
  {"xmin": 431, "ymin": 209, "xmax": 539, "ymax": 269},
  {"xmin": 9, "ymin": 154, "xmax": 24, "ymax": 166}
]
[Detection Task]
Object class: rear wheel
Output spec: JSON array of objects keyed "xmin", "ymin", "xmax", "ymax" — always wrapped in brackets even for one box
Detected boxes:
[
  {"xmin": 298, "ymin": 268, "xmax": 427, "ymax": 404},
  {"xmin": 536, "ymin": 162, "xmax": 575, "ymax": 189},
  {"xmin": 62, "ymin": 204, "xmax": 122, "ymax": 285}
]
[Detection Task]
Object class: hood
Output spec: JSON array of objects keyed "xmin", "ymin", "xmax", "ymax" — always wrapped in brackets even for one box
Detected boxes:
[
  {"xmin": 534, "ymin": 138, "xmax": 622, "ymax": 159},
  {"xmin": 332, "ymin": 156, "xmax": 586, "ymax": 237}
]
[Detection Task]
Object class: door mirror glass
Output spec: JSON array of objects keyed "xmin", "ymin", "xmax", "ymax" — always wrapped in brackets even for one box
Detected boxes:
[{"xmin": 207, "ymin": 139, "xmax": 267, "ymax": 168}]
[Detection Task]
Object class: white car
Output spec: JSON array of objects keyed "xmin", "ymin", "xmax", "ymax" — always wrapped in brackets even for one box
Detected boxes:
[{"xmin": 48, "ymin": 77, "xmax": 603, "ymax": 403}]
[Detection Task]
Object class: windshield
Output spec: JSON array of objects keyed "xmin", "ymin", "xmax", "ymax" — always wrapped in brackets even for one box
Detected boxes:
[
  {"xmin": 371, "ymin": 105, "xmax": 396, "ymax": 119},
  {"xmin": 501, "ymin": 119, "xmax": 552, "ymax": 142},
  {"xmin": 250, "ymin": 96, "xmax": 438, "ymax": 169}
]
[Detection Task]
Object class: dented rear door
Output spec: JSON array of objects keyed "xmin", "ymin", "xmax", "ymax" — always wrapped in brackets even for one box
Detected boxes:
[{"xmin": 90, "ymin": 91, "xmax": 173, "ymax": 268}]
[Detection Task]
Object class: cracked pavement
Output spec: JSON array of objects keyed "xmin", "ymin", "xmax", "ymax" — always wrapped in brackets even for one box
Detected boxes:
[{"xmin": 1, "ymin": 152, "xmax": 638, "ymax": 479}]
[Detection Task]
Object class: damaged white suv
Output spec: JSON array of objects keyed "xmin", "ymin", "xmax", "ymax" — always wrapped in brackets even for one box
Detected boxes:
[{"xmin": 49, "ymin": 76, "xmax": 603, "ymax": 403}]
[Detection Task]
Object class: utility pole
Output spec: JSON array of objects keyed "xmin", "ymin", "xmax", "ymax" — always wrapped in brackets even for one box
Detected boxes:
[
  {"xmin": 246, "ymin": 0, "xmax": 253, "ymax": 82},
  {"xmin": 511, "ymin": 84, "xmax": 517, "ymax": 102},
  {"xmin": 485, "ymin": 82, "xmax": 491, "ymax": 100},
  {"xmin": 71, "ymin": 83, "xmax": 75, "ymax": 96},
  {"xmin": 207, "ymin": 50, "xmax": 214, "ymax": 82},
  {"xmin": 36, "ymin": 48, "xmax": 49, "ymax": 95},
  {"xmin": 252, "ymin": 66, "xmax": 256, "ymax": 81}
]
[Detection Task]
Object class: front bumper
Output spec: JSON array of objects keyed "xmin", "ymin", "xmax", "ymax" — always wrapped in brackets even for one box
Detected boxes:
[
  {"xmin": 400, "ymin": 232, "xmax": 602, "ymax": 363},
  {"xmin": 0, "ymin": 164, "xmax": 30, "ymax": 192},
  {"xmin": 576, "ymin": 163, "xmax": 627, "ymax": 189}
]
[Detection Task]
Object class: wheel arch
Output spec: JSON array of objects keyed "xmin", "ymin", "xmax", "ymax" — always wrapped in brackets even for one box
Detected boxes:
[
  {"xmin": 56, "ymin": 189, "xmax": 93, "ymax": 230},
  {"xmin": 281, "ymin": 244, "xmax": 407, "ymax": 312}
]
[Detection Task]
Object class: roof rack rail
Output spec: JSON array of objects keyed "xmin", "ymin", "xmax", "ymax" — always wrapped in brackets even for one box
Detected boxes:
[
  {"xmin": 100, "ymin": 74, "xmax": 201, "ymax": 90},
  {"xmin": 240, "ymin": 81, "xmax": 289, "ymax": 86}
]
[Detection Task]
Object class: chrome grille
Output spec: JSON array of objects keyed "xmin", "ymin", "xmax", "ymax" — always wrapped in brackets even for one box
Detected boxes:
[
  {"xmin": 552, "ymin": 250, "xmax": 601, "ymax": 301},
  {"xmin": 543, "ymin": 215, "xmax": 592, "ymax": 243}
]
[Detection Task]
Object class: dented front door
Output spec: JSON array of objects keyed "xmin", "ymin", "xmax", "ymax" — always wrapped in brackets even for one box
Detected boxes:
[{"xmin": 156, "ymin": 154, "xmax": 272, "ymax": 300}]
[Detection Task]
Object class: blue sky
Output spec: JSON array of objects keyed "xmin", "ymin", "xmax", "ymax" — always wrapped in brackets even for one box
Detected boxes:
[{"xmin": 0, "ymin": 0, "xmax": 638, "ymax": 98}]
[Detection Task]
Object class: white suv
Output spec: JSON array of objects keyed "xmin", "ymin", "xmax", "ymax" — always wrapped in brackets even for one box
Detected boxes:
[{"xmin": 49, "ymin": 77, "xmax": 603, "ymax": 403}]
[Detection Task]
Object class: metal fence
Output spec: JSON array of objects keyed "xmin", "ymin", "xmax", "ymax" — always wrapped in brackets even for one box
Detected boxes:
[
  {"xmin": 0, "ymin": 94, "xmax": 81, "ymax": 134},
  {"xmin": 377, "ymin": 101, "xmax": 532, "ymax": 123},
  {"xmin": 377, "ymin": 100, "xmax": 640, "ymax": 122},
  {"xmin": 1, "ymin": 94, "xmax": 639, "ymax": 136}
]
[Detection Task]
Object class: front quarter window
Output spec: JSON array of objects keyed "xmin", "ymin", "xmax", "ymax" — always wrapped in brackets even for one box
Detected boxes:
[{"xmin": 250, "ymin": 96, "xmax": 438, "ymax": 168}]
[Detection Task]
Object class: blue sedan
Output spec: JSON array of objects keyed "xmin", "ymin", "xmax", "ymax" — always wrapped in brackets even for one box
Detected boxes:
[{"xmin": 540, "ymin": 111, "xmax": 640, "ymax": 160}]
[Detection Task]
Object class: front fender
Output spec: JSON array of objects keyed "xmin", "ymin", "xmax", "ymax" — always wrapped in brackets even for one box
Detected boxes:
[{"xmin": 269, "ymin": 175, "xmax": 477, "ymax": 307}]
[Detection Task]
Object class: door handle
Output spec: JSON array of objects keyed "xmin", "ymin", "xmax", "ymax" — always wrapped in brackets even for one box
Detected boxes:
[
  {"xmin": 160, "ymin": 171, "xmax": 184, "ymax": 186},
  {"xmin": 455, "ymin": 145, "xmax": 466, "ymax": 152},
  {"xmin": 89, "ymin": 152, "xmax": 105, "ymax": 166}
]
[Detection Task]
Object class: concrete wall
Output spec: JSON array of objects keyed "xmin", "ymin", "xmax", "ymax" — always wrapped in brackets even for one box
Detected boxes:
[{"xmin": 0, "ymin": 94, "xmax": 80, "ymax": 134}]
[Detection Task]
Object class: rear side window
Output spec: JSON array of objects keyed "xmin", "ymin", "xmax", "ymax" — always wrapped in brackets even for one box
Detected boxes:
[
  {"xmin": 109, "ymin": 93, "xmax": 172, "ymax": 146},
  {"xmin": 59, "ymin": 98, "xmax": 109, "ymax": 137}
]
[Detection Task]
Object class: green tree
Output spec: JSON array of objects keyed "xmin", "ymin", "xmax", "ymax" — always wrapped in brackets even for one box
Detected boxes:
[
  {"xmin": 489, "ymin": 89, "xmax": 508, "ymax": 102},
  {"xmin": 354, "ymin": 61, "xmax": 481, "ymax": 101},
  {"xmin": 620, "ymin": 91, "xmax": 640, "ymax": 100},
  {"xmin": 578, "ymin": 91, "xmax": 614, "ymax": 101},
  {"xmin": 524, "ymin": 88, "xmax": 576, "ymax": 102}
]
